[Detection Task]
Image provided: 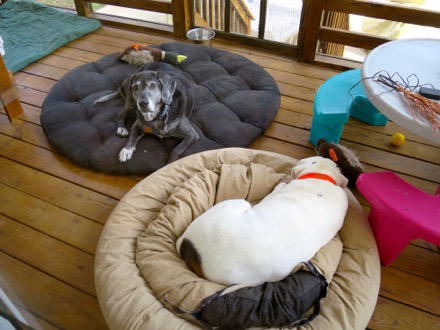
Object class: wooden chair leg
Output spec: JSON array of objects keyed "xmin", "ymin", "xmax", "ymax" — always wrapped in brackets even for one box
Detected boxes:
[{"xmin": 0, "ymin": 55, "xmax": 23, "ymax": 121}]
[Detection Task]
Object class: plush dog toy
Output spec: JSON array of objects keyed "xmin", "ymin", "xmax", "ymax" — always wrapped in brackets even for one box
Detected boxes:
[
  {"xmin": 317, "ymin": 139, "xmax": 364, "ymax": 186},
  {"xmin": 176, "ymin": 156, "xmax": 349, "ymax": 286},
  {"xmin": 118, "ymin": 44, "xmax": 187, "ymax": 66}
]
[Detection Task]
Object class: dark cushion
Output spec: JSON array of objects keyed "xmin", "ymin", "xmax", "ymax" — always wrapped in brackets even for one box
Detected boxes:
[
  {"xmin": 41, "ymin": 42, "xmax": 280, "ymax": 175},
  {"xmin": 198, "ymin": 265, "xmax": 328, "ymax": 329}
]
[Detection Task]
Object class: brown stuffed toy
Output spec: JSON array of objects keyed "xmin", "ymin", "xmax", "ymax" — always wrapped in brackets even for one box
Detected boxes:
[{"xmin": 317, "ymin": 139, "xmax": 364, "ymax": 187}]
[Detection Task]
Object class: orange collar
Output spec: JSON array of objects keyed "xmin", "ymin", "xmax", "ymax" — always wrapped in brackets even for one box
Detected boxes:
[{"xmin": 297, "ymin": 173, "xmax": 337, "ymax": 185}]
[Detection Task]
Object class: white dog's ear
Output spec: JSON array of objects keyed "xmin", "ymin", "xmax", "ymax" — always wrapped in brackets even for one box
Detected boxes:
[
  {"xmin": 291, "ymin": 160, "xmax": 305, "ymax": 178},
  {"xmin": 290, "ymin": 167, "xmax": 296, "ymax": 178}
]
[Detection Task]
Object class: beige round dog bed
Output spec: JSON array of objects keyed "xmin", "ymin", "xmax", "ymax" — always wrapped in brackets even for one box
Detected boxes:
[{"xmin": 95, "ymin": 148, "xmax": 380, "ymax": 329}]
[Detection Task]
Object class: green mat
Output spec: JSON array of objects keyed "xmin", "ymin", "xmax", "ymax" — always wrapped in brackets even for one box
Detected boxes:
[{"xmin": 0, "ymin": 0, "xmax": 101, "ymax": 73}]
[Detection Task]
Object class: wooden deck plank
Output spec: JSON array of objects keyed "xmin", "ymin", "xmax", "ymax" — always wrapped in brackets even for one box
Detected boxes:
[
  {"xmin": 0, "ymin": 134, "xmax": 137, "ymax": 199},
  {"xmin": 0, "ymin": 252, "xmax": 108, "ymax": 330},
  {"xmin": 20, "ymin": 62, "xmax": 69, "ymax": 82},
  {"xmin": 53, "ymin": 46, "xmax": 106, "ymax": 62},
  {"xmin": 263, "ymin": 122, "xmax": 440, "ymax": 182},
  {"xmin": 2, "ymin": 26, "xmax": 438, "ymax": 329},
  {"xmin": 0, "ymin": 156, "xmax": 117, "ymax": 223},
  {"xmin": 15, "ymin": 85, "xmax": 47, "ymax": 108},
  {"xmin": 341, "ymin": 124, "xmax": 440, "ymax": 164},
  {"xmin": 37, "ymin": 54, "xmax": 91, "ymax": 71},
  {"xmin": 368, "ymin": 297, "xmax": 440, "ymax": 330},
  {"xmin": 14, "ymin": 72, "xmax": 56, "ymax": 93},
  {"xmin": 379, "ymin": 267, "xmax": 440, "ymax": 315},
  {"xmin": 0, "ymin": 113, "xmax": 53, "ymax": 150},
  {"xmin": 65, "ymin": 38, "xmax": 122, "ymax": 55},
  {"xmin": 15, "ymin": 306, "xmax": 60, "ymax": 330},
  {"xmin": 389, "ymin": 244, "xmax": 440, "ymax": 283},
  {"xmin": 16, "ymin": 103, "xmax": 42, "ymax": 125},
  {"xmin": 342, "ymin": 140, "xmax": 439, "ymax": 182},
  {"xmin": 0, "ymin": 214, "xmax": 96, "ymax": 296},
  {"xmin": 0, "ymin": 182, "xmax": 102, "ymax": 254}
]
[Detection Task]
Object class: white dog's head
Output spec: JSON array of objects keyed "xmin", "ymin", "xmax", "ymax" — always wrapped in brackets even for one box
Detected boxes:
[{"xmin": 291, "ymin": 156, "xmax": 349, "ymax": 188}]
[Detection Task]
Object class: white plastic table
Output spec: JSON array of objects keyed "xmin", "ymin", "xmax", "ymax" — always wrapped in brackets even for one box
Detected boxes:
[{"xmin": 362, "ymin": 38, "xmax": 440, "ymax": 144}]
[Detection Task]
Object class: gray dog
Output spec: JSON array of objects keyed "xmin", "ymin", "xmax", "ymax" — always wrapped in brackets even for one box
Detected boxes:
[{"xmin": 94, "ymin": 70, "xmax": 198, "ymax": 163}]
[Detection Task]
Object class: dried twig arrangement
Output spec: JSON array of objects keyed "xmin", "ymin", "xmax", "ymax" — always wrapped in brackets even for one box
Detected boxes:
[{"xmin": 373, "ymin": 72, "xmax": 440, "ymax": 132}]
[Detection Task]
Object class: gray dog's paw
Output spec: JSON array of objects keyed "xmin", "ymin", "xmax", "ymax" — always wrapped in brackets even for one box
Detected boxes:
[
  {"xmin": 117, "ymin": 127, "xmax": 129, "ymax": 137},
  {"xmin": 119, "ymin": 147, "xmax": 135, "ymax": 162}
]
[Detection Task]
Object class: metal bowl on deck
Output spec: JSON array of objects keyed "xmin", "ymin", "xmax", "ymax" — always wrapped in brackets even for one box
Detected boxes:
[{"xmin": 186, "ymin": 28, "xmax": 215, "ymax": 46}]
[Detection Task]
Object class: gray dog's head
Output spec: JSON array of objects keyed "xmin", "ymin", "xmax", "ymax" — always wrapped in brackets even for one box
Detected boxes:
[{"xmin": 121, "ymin": 71, "xmax": 177, "ymax": 122}]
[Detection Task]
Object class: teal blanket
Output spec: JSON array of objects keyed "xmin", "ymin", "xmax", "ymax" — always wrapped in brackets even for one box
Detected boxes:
[{"xmin": 0, "ymin": 0, "xmax": 101, "ymax": 73}]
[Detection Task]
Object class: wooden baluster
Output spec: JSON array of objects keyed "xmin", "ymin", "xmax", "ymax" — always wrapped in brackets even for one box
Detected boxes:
[
  {"xmin": 210, "ymin": 0, "xmax": 215, "ymax": 28},
  {"xmin": 216, "ymin": 0, "xmax": 220, "ymax": 29},
  {"xmin": 220, "ymin": 0, "xmax": 225, "ymax": 30},
  {"xmin": 202, "ymin": 0, "xmax": 208, "ymax": 23},
  {"xmin": 224, "ymin": 0, "xmax": 230, "ymax": 32}
]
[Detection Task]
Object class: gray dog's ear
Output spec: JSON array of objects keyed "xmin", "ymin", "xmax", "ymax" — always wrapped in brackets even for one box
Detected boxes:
[
  {"xmin": 120, "ymin": 74, "xmax": 136, "ymax": 106},
  {"xmin": 156, "ymin": 72, "xmax": 177, "ymax": 105}
]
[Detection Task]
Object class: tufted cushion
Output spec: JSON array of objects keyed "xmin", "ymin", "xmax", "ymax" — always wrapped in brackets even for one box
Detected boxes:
[{"xmin": 40, "ymin": 42, "xmax": 280, "ymax": 175}]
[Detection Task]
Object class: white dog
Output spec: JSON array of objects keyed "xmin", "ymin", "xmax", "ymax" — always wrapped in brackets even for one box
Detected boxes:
[{"xmin": 176, "ymin": 156, "xmax": 349, "ymax": 286}]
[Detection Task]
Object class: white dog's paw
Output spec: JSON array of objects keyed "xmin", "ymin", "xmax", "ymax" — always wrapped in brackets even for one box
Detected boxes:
[
  {"xmin": 119, "ymin": 147, "xmax": 135, "ymax": 162},
  {"xmin": 117, "ymin": 127, "xmax": 129, "ymax": 137}
]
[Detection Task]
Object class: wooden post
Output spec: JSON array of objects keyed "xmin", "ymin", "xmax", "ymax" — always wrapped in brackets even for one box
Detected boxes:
[
  {"xmin": 173, "ymin": 0, "xmax": 193, "ymax": 37},
  {"xmin": 297, "ymin": 0, "xmax": 326, "ymax": 62},
  {"xmin": 0, "ymin": 55, "xmax": 23, "ymax": 122},
  {"xmin": 73, "ymin": 0, "xmax": 93, "ymax": 17}
]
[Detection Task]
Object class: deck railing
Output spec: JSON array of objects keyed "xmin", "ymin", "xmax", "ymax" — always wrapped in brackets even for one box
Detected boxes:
[
  {"xmin": 194, "ymin": 0, "xmax": 254, "ymax": 35},
  {"xmin": 72, "ymin": 0, "xmax": 440, "ymax": 67},
  {"xmin": 299, "ymin": 0, "xmax": 440, "ymax": 66}
]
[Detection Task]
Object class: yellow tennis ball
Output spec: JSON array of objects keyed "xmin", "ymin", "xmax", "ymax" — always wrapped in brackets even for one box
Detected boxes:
[{"xmin": 391, "ymin": 132, "xmax": 405, "ymax": 146}]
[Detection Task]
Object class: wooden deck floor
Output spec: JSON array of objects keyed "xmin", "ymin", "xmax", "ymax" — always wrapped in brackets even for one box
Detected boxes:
[{"xmin": 1, "ymin": 26, "xmax": 439, "ymax": 329}]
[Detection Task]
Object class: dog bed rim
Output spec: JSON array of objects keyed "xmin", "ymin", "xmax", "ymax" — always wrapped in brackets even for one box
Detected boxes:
[{"xmin": 94, "ymin": 147, "xmax": 381, "ymax": 330}]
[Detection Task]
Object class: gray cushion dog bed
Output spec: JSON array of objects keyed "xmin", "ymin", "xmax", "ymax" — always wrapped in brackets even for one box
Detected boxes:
[{"xmin": 40, "ymin": 42, "xmax": 280, "ymax": 175}]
